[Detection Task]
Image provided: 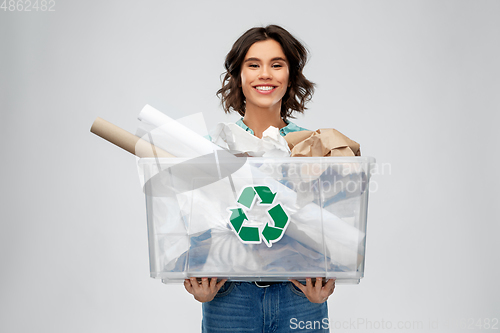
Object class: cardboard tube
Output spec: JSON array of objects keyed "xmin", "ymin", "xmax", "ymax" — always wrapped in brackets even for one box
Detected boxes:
[{"xmin": 90, "ymin": 117, "xmax": 175, "ymax": 158}]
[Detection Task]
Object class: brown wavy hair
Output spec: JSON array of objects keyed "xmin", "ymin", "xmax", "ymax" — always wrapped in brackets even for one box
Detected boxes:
[{"xmin": 217, "ymin": 25, "xmax": 315, "ymax": 121}]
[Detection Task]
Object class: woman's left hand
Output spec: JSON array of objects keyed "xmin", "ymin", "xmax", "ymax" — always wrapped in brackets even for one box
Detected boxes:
[{"xmin": 289, "ymin": 278, "xmax": 336, "ymax": 303}]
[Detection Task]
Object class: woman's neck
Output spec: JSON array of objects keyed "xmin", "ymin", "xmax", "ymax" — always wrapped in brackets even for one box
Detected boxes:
[{"xmin": 243, "ymin": 106, "xmax": 287, "ymax": 138}]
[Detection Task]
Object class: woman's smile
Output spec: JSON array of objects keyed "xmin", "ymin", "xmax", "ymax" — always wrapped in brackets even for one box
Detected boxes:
[{"xmin": 253, "ymin": 85, "xmax": 277, "ymax": 94}]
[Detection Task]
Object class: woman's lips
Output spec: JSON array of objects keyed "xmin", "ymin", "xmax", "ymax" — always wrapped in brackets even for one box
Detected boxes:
[{"xmin": 254, "ymin": 85, "xmax": 277, "ymax": 94}]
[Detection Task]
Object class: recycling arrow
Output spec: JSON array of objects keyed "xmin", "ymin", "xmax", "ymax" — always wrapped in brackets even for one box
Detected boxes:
[
  {"xmin": 229, "ymin": 208, "xmax": 260, "ymax": 242},
  {"xmin": 237, "ymin": 187, "xmax": 256, "ymax": 209},
  {"xmin": 254, "ymin": 186, "xmax": 276, "ymax": 204},
  {"xmin": 229, "ymin": 208, "xmax": 247, "ymax": 232},
  {"xmin": 228, "ymin": 185, "xmax": 289, "ymax": 247}
]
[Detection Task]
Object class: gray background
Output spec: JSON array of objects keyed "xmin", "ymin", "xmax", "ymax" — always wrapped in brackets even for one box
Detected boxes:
[{"xmin": 1, "ymin": 0, "xmax": 499, "ymax": 332}]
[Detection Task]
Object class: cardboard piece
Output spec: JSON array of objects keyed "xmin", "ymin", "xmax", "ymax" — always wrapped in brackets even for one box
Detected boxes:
[
  {"xmin": 90, "ymin": 117, "xmax": 174, "ymax": 158},
  {"xmin": 284, "ymin": 128, "xmax": 361, "ymax": 157}
]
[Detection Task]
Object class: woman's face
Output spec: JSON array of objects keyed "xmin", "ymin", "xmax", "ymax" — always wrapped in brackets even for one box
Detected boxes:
[{"xmin": 240, "ymin": 39, "xmax": 290, "ymax": 113}]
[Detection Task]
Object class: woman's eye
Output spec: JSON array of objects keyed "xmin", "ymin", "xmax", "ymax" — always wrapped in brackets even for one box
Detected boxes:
[
  {"xmin": 249, "ymin": 64, "xmax": 259, "ymax": 68},
  {"xmin": 272, "ymin": 64, "xmax": 283, "ymax": 68}
]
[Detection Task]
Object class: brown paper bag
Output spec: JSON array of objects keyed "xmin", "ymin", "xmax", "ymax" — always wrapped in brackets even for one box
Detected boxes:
[{"xmin": 284, "ymin": 128, "xmax": 361, "ymax": 157}]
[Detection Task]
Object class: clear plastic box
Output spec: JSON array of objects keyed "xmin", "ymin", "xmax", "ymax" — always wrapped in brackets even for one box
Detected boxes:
[{"xmin": 138, "ymin": 156, "xmax": 375, "ymax": 284}]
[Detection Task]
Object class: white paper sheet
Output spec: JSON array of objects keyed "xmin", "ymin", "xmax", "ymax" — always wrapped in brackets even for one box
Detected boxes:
[{"xmin": 210, "ymin": 122, "xmax": 290, "ymax": 157}]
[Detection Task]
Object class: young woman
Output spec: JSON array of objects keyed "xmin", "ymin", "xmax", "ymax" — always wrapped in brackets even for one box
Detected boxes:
[{"xmin": 184, "ymin": 25, "xmax": 335, "ymax": 332}]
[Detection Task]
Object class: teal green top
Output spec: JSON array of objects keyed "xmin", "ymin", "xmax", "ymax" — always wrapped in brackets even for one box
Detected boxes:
[{"xmin": 235, "ymin": 118, "xmax": 308, "ymax": 136}]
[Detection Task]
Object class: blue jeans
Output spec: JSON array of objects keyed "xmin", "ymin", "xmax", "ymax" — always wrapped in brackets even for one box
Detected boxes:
[{"xmin": 202, "ymin": 282, "xmax": 329, "ymax": 332}]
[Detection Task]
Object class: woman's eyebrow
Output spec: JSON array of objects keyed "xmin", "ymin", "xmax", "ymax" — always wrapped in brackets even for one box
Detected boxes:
[
  {"xmin": 244, "ymin": 57, "xmax": 287, "ymax": 63},
  {"xmin": 244, "ymin": 57, "xmax": 261, "ymax": 63},
  {"xmin": 270, "ymin": 57, "xmax": 287, "ymax": 62}
]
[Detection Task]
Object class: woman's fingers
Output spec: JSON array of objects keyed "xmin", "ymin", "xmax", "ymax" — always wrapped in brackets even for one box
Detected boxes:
[
  {"xmin": 185, "ymin": 277, "xmax": 226, "ymax": 303},
  {"xmin": 189, "ymin": 277, "xmax": 200, "ymax": 291},
  {"xmin": 315, "ymin": 277, "xmax": 323, "ymax": 291},
  {"xmin": 187, "ymin": 277, "xmax": 222, "ymax": 290},
  {"xmin": 289, "ymin": 279, "xmax": 306, "ymax": 293},
  {"xmin": 306, "ymin": 278, "xmax": 313, "ymax": 289},
  {"xmin": 216, "ymin": 279, "xmax": 227, "ymax": 290},
  {"xmin": 324, "ymin": 278, "xmax": 336, "ymax": 295},
  {"xmin": 184, "ymin": 279, "xmax": 193, "ymax": 293},
  {"xmin": 291, "ymin": 277, "xmax": 336, "ymax": 303},
  {"xmin": 201, "ymin": 277, "xmax": 209, "ymax": 289}
]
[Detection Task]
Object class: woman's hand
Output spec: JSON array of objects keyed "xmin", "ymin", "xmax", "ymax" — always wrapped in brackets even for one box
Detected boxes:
[
  {"xmin": 184, "ymin": 277, "xmax": 227, "ymax": 303},
  {"xmin": 289, "ymin": 278, "xmax": 335, "ymax": 303}
]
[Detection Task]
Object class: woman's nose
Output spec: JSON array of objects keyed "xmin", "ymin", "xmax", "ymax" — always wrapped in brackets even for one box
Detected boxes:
[{"xmin": 259, "ymin": 66, "xmax": 272, "ymax": 79}]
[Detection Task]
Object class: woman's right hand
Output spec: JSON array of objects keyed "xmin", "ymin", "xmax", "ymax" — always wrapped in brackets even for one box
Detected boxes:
[{"xmin": 184, "ymin": 277, "xmax": 227, "ymax": 303}]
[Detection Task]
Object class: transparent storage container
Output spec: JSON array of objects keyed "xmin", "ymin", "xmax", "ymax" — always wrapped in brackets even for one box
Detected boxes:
[{"xmin": 138, "ymin": 156, "xmax": 375, "ymax": 284}]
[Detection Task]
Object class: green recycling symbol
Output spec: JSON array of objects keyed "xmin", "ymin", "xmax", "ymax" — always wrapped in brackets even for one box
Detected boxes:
[{"xmin": 228, "ymin": 185, "xmax": 289, "ymax": 247}]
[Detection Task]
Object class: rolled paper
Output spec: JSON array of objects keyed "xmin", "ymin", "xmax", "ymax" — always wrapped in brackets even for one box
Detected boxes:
[
  {"xmin": 138, "ymin": 104, "xmax": 220, "ymax": 157},
  {"xmin": 90, "ymin": 117, "xmax": 175, "ymax": 158}
]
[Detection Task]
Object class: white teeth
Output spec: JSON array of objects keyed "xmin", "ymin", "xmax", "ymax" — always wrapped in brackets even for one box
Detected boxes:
[{"xmin": 255, "ymin": 86, "xmax": 275, "ymax": 91}]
